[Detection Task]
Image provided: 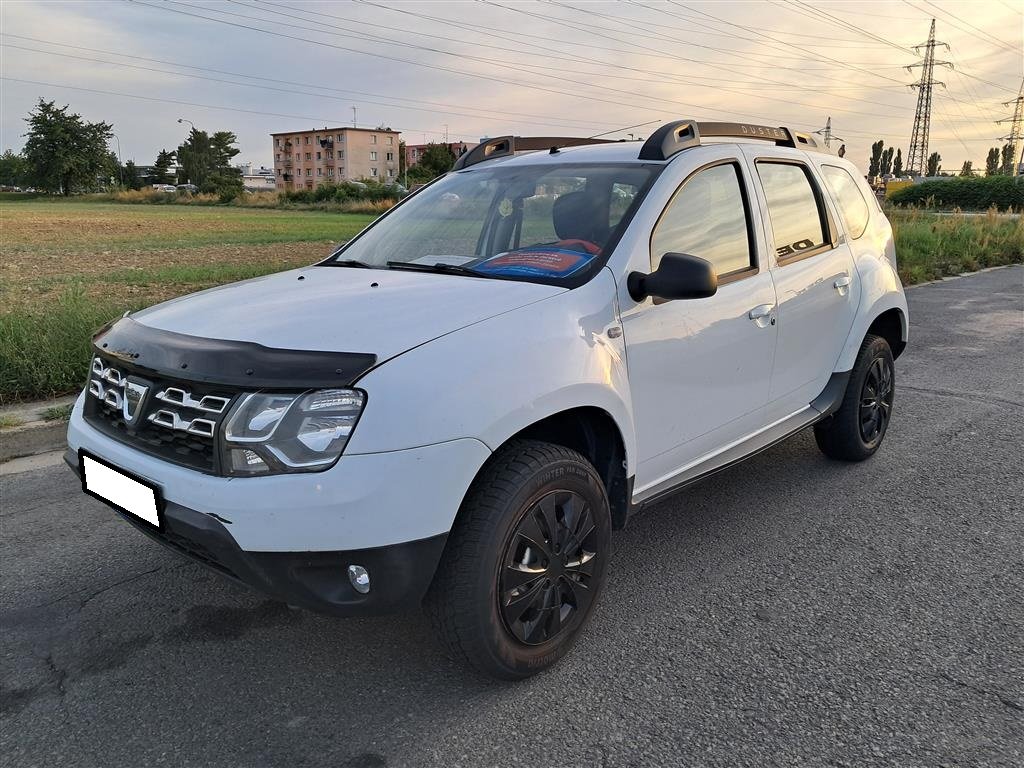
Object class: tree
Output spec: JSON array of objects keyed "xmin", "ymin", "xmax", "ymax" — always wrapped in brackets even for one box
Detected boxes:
[
  {"xmin": 153, "ymin": 149, "xmax": 176, "ymax": 184},
  {"xmin": 985, "ymin": 147, "xmax": 1000, "ymax": 176},
  {"xmin": 1000, "ymin": 143, "xmax": 1015, "ymax": 175},
  {"xmin": 959, "ymin": 160, "xmax": 974, "ymax": 177},
  {"xmin": 868, "ymin": 140, "xmax": 884, "ymax": 177},
  {"xmin": 926, "ymin": 151, "xmax": 941, "ymax": 177},
  {"xmin": 880, "ymin": 146, "xmax": 894, "ymax": 176},
  {"xmin": 22, "ymin": 99, "xmax": 113, "ymax": 194},
  {"xmin": 122, "ymin": 160, "xmax": 143, "ymax": 190},
  {"xmin": 407, "ymin": 142, "xmax": 456, "ymax": 183},
  {"xmin": 176, "ymin": 128, "xmax": 242, "ymax": 195},
  {"xmin": 0, "ymin": 149, "xmax": 29, "ymax": 187},
  {"xmin": 398, "ymin": 140, "xmax": 407, "ymax": 179},
  {"xmin": 892, "ymin": 148, "xmax": 903, "ymax": 177}
]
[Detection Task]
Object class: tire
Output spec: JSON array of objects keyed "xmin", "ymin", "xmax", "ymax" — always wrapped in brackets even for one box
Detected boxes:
[
  {"xmin": 814, "ymin": 334, "xmax": 895, "ymax": 462},
  {"xmin": 425, "ymin": 439, "xmax": 611, "ymax": 680}
]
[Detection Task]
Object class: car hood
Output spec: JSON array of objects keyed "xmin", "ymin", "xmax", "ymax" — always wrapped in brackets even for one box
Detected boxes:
[{"xmin": 131, "ymin": 266, "xmax": 564, "ymax": 364}]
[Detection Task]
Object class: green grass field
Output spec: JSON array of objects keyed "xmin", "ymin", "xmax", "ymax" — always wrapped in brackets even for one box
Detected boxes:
[{"xmin": 0, "ymin": 198, "xmax": 1021, "ymax": 403}]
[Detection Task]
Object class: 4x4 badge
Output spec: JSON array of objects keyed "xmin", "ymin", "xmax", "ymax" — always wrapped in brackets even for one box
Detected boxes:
[{"xmin": 123, "ymin": 380, "xmax": 150, "ymax": 424}]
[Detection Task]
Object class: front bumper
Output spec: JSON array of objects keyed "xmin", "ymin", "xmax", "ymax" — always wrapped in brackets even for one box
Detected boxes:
[{"xmin": 66, "ymin": 448, "xmax": 448, "ymax": 616}]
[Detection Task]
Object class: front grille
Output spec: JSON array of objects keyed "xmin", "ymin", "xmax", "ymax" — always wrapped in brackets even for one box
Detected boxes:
[{"xmin": 83, "ymin": 355, "xmax": 238, "ymax": 474}]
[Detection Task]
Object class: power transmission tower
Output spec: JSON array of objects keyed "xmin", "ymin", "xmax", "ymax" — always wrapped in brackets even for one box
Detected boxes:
[
  {"xmin": 814, "ymin": 116, "xmax": 844, "ymax": 149},
  {"xmin": 906, "ymin": 19, "xmax": 952, "ymax": 176},
  {"xmin": 996, "ymin": 80, "xmax": 1024, "ymax": 176}
]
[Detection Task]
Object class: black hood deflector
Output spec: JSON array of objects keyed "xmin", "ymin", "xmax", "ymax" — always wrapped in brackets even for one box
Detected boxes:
[{"xmin": 93, "ymin": 318, "xmax": 377, "ymax": 389}]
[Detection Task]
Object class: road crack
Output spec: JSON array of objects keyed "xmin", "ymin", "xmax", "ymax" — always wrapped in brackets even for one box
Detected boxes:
[
  {"xmin": 900, "ymin": 384, "xmax": 1024, "ymax": 409},
  {"xmin": 939, "ymin": 671, "xmax": 1023, "ymax": 712}
]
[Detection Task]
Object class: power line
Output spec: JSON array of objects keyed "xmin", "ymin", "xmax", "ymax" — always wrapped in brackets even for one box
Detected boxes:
[
  {"xmin": 0, "ymin": 76, "xmax": 445, "ymax": 137},
  {"xmin": 127, "ymin": 0, "xmax": 913, "ymax": 130},
  {"xmin": 0, "ymin": 35, "xmax": 611, "ymax": 133}
]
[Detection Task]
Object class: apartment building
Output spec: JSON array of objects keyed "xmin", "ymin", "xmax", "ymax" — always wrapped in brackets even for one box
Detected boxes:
[
  {"xmin": 406, "ymin": 141, "xmax": 476, "ymax": 168},
  {"xmin": 271, "ymin": 126, "xmax": 401, "ymax": 190}
]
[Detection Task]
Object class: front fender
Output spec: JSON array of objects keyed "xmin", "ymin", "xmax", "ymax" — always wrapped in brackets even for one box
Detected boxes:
[
  {"xmin": 346, "ymin": 270, "xmax": 637, "ymax": 475},
  {"xmin": 836, "ymin": 252, "xmax": 909, "ymax": 371}
]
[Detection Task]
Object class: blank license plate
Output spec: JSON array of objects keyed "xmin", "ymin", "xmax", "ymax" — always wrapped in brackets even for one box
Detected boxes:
[{"xmin": 80, "ymin": 451, "xmax": 163, "ymax": 529}]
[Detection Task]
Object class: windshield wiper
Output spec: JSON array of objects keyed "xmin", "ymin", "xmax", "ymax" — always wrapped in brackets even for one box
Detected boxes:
[
  {"xmin": 330, "ymin": 259, "xmax": 377, "ymax": 269},
  {"xmin": 386, "ymin": 261, "xmax": 484, "ymax": 278}
]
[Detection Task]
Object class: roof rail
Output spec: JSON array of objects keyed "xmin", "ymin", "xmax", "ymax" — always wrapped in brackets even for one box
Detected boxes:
[
  {"xmin": 451, "ymin": 135, "xmax": 619, "ymax": 170},
  {"xmin": 638, "ymin": 120, "xmax": 819, "ymax": 161}
]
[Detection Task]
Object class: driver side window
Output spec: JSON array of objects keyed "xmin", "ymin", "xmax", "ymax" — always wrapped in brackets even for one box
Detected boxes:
[{"xmin": 651, "ymin": 162, "xmax": 754, "ymax": 278}]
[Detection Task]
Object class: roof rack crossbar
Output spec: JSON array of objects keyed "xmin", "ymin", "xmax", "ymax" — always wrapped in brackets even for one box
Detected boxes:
[
  {"xmin": 451, "ymin": 135, "xmax": 619, "ymax": 170},
  {"xmin": 638, "ymin": 120, "xmax": 819, "ymax": 162}
]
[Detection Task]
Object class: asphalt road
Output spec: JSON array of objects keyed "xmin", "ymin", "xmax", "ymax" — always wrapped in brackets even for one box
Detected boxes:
[{"xmin": 2, "ymin": 266, "xmax": 1022, "ymax": 768}]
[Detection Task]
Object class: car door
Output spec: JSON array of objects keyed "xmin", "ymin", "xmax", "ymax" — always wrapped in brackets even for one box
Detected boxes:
[
  {"xmin": 743, "ymin": 147, "xmax": 861, "ymax": 420},
  {"xmin": 620, "ymin": 150, "xmax": 779, "ymax": 499}
]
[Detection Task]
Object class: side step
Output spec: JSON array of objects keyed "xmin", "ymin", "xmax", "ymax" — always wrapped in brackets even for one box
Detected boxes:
[{"xmin": 631, "ymin": 371, "xmax": 850, "ymax": 510}]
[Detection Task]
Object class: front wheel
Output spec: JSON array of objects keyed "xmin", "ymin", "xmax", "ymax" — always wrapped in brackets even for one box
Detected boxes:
[
  {"xmin": 815, "ymin": 334, "xmax": 895, "ymax": 461},
  {"xmin": 425, "ymin": 440, "xmax": 611, "ymax": 680}
]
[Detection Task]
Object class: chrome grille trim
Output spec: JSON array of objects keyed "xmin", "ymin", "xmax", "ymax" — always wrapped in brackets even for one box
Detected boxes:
[
  {"xmin": 155, "ymin": 387, "xmax": 230, "ymax": 414},
  {"xmin": 147, "ymin": 409, "xmax": 217, "ymax": 437}
]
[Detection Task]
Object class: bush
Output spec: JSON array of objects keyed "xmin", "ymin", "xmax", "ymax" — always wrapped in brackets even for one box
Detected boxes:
[
  {"xmin": 0, "ymin": 287, "xmax": 130, "ymax": 404},
  {"xmin": 889, "ymin": 209, "xmax": 1024, "ymax": 283},
  {"xmin": 889, "ymin": 175, "xmax": 1024, "ymax": 211}
]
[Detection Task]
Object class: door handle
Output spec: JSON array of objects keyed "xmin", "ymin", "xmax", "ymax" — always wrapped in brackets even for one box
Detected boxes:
[
  {"xmin": 748, "ymin": 304, "xmax": 775, "ymax": 327},
  {"xmin": 834, "ymin": 276, "xmax": 852, "ymax": 294}
]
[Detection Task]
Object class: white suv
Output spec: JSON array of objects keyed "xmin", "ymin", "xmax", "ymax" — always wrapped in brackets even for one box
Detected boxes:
[{"xmin": 68, "ymin": 121, "xmax": 908, "ymax": 679}]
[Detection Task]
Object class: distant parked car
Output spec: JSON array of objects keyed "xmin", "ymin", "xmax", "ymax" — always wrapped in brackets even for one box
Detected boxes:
[
  {"xmin": 176, "ymin": 184, "xmax": 198, "ymax": 193},
  {"xmin": 152, "ymin": 184, "xmax": 177, "ymax": 193}
]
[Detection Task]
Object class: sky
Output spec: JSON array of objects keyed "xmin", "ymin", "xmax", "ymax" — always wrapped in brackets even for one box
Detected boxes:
[{"xmin": 1, "ymin": 0, "xmax": 1021, "ymax": 174}]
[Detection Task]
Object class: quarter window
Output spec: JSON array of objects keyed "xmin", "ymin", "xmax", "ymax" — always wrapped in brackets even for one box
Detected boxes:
[
  {"xmin": 821, "ymin": 165, "xmax": 870, "ymax": 239},
  {"xmin": 756, "ymin": 162, "xmax": 827, "ymax": 261},
  {"xmin": 650, "ymin": 162, "xmax": 753, "ymax": 276}
]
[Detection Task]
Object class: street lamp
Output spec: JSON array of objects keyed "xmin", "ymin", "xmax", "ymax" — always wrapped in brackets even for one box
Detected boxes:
[{"xmin": 177, "ymin": 118, "xmax": 195, "ymax": 130}]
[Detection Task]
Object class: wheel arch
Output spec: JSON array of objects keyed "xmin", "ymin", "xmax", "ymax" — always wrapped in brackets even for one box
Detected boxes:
[{"xmin": 465, "ymin": 406, "xmax": 632, "ymax": 531}]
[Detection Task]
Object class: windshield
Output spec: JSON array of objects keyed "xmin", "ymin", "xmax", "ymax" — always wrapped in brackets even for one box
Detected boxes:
[{"xmin": 328, "ymin": 163, "xmax": 657, "ymax": 284}]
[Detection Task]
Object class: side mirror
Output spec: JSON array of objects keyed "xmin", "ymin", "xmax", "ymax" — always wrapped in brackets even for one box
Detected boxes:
[{"xmin": 627, "ymin": 252, "xmax": 718, "ymax": 302}]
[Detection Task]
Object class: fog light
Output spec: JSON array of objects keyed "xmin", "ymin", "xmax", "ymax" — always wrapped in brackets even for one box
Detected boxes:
[{"xmin": 347, "ymin": 564, "xmax": 370, "ymax": 594}]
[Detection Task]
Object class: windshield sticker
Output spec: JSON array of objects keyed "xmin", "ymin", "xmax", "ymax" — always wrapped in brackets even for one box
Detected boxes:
[
  {"xmin": 476, "ymin": 247, "xmax": 595, "ymax": 278},
  {"xmin": 498, "ymin": 198, "xmax": 514, "ymax": 217}
]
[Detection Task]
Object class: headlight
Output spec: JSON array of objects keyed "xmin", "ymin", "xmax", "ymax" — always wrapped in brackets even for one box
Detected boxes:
[{"xmin": 221, "ymin": 389, "xmax": 365, "ymax": 475}]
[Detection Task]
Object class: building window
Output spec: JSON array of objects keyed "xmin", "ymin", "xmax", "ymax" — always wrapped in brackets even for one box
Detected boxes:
[
  {"xmin": 275, "ymin": 138, "xmax": 280, "ymax": 147},
  {"xmin": 371, "ymin": 134, "xmax": 377, "ymax": 144},
  {"xmin": 370, "ymin": 167, "xmax": 378, "ymax": 177},
  {"xmin": 386, "ymin": 152, "xmax": 394, "ymax": 161},
  {"xmin": 327, "ymin": 167, "xmax": 334, "ymax": 177},
  {"xmin": 317, "ymin": 168, "xmax": 322, "ymax": 177},
  {"xmin": 295, "ymin": 153, "xmax": 300, "ymax": 161},
  {"xmin": 336, "ymin": 133, "xmax": 344, "ymax": 142},
  {"xmin": 338, "ymin": 150, "xmax": 344, "ymax": 159},
  {"xmin": 369, "ymin": 151, "xmax": 378, "ymax": 161},
  {"xmin": 316, "ymin": 151, "xmax": 321, "ymax": 160},
  {"xmin": 306, "ymin": 168, "xmax": 312, "ymax": 177},
  {"xmin": 387, "ymin": 168, "xmax": 395, "ymax": 178},
  {"xmin": 305, "ymin": 152, "xmax": 311, "ymax": 161},
  {"xmin": 304, "ymin": 136, "xmax": 310, "ymax": 145},
  {"xmin": 387, "ymin": 136, "xmax": 394, "ymax": 145},
  {"xmin": 275, "ymin": 153, "xmax": 280, "ymax": 161}
]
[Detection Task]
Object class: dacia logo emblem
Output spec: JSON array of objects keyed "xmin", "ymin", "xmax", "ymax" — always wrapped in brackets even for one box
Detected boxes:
[{"xmin": 123, "ymin": 380, "xmax": 150, "ymax": 425}]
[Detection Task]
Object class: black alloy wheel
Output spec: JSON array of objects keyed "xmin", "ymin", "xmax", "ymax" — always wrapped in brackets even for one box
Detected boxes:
[
  {"xmin": 499, "ymin": 490, "xmax": 598, "ymax": 645},
  {"xmin": 859, "ymin": 356, "xmax": 894, "ymax": 443}
]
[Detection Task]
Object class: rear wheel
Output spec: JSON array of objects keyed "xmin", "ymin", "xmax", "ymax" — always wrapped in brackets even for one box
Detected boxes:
[
  {"xmin": 815, "ymin": 334, "xmax": 895, "ymax": 461},
  {"xmin": 425, "ymin": 440, "xmax": 611, "ymax": 680}
]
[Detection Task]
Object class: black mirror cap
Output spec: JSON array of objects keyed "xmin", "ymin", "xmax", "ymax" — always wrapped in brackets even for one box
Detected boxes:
[{"xmin": 627, "ymin": 252, "xmax": 718, "ymax": 302}]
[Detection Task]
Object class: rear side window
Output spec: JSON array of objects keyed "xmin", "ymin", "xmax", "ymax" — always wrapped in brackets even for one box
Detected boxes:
[
  {"xmin": 650, "ymin": 162, "xmax": 754, "ymax": 277},
  {"xmin": 756, "ymin": 161, "xmax": 828, "ymax": 262},
  {"xmin": 821, "ymin": 165, "xmax": 870, "ymax": 239}
]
